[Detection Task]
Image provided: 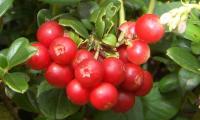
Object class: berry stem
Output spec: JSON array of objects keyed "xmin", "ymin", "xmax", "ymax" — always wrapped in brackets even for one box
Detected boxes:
[
  {"xmin": 147, "ymin": 0, "xmax": 156, "ymax": 14},
  {"xmin": 94, "ymin": 44, "xmax": 101, "ymax": 60},
  {"xmin": 119, "ymin": 0, "xmax": 125, "ymax": 25}
]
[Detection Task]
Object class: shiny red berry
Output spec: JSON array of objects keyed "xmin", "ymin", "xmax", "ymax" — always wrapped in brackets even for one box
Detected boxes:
[
  {"xmin": 127, "ymin": 39, "xmax": 150, "ymax": 65},
  {"xmin": 66, "ymin": 80, "xmax": 89, "ymax": 105},
  {"xmin": 121, "ymin": 63, "xmax": 144, "ymax": 92},
  {"xmin": 49, "ymin": 37, "xmax": 77, "ymax": 65},
  {"xmin": 118, "ymin": 46, "xmax": 129, "ymax": 63},
  {"xmin": 134, "ymin": 70, "xmax": 153, "ymax": 96},
  {"xmin": 45, "ymin": 63, "xmax": 74, "ymax": 88},
  {"xmin": 27, "ymin": 43, "xmax": 51, "ymax": 70},
  {"xmin": 135, "ymin": 14, "xmax": 164, "ymax": 43},
  {"xmin": 75, "ymin": 59, "xmax": 103, "ymax": 88},
  {"xmin": 112, "ymin": 91, "xmax": 135, "ymax": 113},
  {"xmin": 119, "ymin": 21, "xmax": 136, "ymax": 39},
  {"xmin": 102, "ymin": 57, "xmax": 125, "ymax": 86},
  {"xmin": 37, "ymin": 21, "xmax": 64, "ymax": 47},
  {"xmin": 72, "ymin": 49, "xmax": 93, "ymax": 69},
  {"xmin": 90, "ymin": 83, "xmax": 118, "ymax": 111}
]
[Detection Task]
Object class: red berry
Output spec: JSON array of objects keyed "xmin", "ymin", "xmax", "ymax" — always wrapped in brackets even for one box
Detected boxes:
[
  {"xmin": 27, "ymin": 43, "xmax": 51, "ymax": 70},
  {"xmin": 127, "ymin": 39, "xmax": 150, "ymax": 65},
  {"xmin": 102, "ymin": 57, "xmax": 125, "ymax": 86},
  {"xmin": 90, "ymin": 83, "xmax": 118, "ymax": 111},
  {"xmin": 45, "ymin": 63, "xmax": 74, "ymax": 88},
  {"xmin": 37, "ymin": 21, "xmax": 64, "ymax": 47},
  {"xmin": 118, "ymin": 46, "xmax": 129, "ymax": 63},
  {"xmin": 72, "ymin": 49, "xmax": 93, "ymax": 68},
  {"xmin": 119, "ymin": 21, "xmax": 136, "ymax": 39},
  {"xmin": 121, "ymin": 64, "xmax": 144, "ymax": 92},
  {"xmin": 75, "ymin": 59, "xmax": 103, "ymax": 88},
  {"xmin": 112, "ymin": 91, "xmax": 135, "ymax": 113},
  {"xmin": 134, "ymin": 70, "xmax": 153, "ymax": 96},
  {"xmin": 66, "ymin": 80, "xmax": 89, "ymax": 105},
  {"xmin": 49, "ymin": 37, "xmax": 77, "ymax": 65},
  {"xmin": 135, "ymin": 14, "xmax": 164, "ymax": 43}
]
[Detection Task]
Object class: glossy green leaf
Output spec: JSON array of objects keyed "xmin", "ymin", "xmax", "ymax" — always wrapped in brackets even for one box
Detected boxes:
[
  {"xmin": 3, "ymin": 72, "xmax": 29, "ymax": 93},
  {"xmin": 102, "ymin": 34, "xmax": 117, "ymax": 47},
  {"xmin": 183, "ymin": 22, "xmax": 200, "ymax": 43},
  {"xmin": 167, "ymin": 47, "xmax": 200, "ymax": 74},
  {"xmin": 67, "ymin": 31, "xmax": 84, "ymax": 47},
  {"xmin": 178, "ymin": 68, "xmax": 200, "ymax": 92},
  {"xmin": 37, "ymin": 82, "xmax": 79, "ymax": 119},
  {"xmin": 6, "ymin": 37, "xmax": 37, "ymax": 69},
  {"xmin": 59, "ymin": 19, "xmax": 89, "ymax": 38},
  {"xmin": 159, "ymin": 73, "xmax": 179, "ymax": 93},
  {"xmin": 94, "ymin": 98, "xmax": 144, "ymax": 120},
  {"xmin": 39, "ymin": 0, "xmax": 80, "ymax": 5},
  {"xmin": 37, "ymin": 9, "xmax": 52, "ymax": 26},
  {"xmin": 0, "ymin": 0, "xmax": 14, "ymax": 17},
  {"xmin": 143, "ymin": 83, "xmax": 181, "ymax": 120},
  {"xmin": 0, "ymin": 54, "xmax": 8, "ymax": 69}
]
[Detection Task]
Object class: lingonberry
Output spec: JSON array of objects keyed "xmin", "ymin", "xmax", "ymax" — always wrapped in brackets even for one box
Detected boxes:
[
  {"xmin": 119, "ymin": 21, "xmax": 136, "ymax": 39},
  {"xmin": 49, "ymin": 37, "xmax": 77, "ymax": 65},
  {"xmin": 112, "ymin": 91, "xmax": 135, "ymax": 113},
  {"xmin": 102, "ymin": 57, "xmax": 125, "ymax": 86},
  {"xmin": 45, "ymin": 63, "xmax": 74, "ymax": 88},
  {"xmin": 72, "ymin": 49, "xmax": 93, "ymax": 69},
  {"xmin": 118, "ymin": 46, "xmax": 129, "ymax": 63},
  {"xmin": 27, "ymin": 43, "xmax": 51, "ymax": 70},
  {"xmin": 37, "ymin": 21, "xmax": 64, "ymax": 47},
  {"xmin": 90, "ymin": 83, "xmax": 118, "ymax": 111},
  {"xmin": 75, "ymin": 59, "xmax": 103, "ymax": 88},
  {"xmin": 135, "ymin": 14, "xmax": 164, "ymax": 43},
  {"xmin": 127, "ymin": 39, "xmax": 150, "ymax": 65},
  {"xmin": 134, "ymin": 70, "xmax": 153, "ymax": 96},
  {"xmin": 121, "ymin": 63, "xmax": 144, "ymax": 92},
  {"xmin": 66, "ymin": 79, "xmax": 89, "ymax": 105}
]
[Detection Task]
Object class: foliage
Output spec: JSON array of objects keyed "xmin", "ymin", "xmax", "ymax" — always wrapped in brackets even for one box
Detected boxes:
[{"xmin": 0, "ymin": 0, "xmax": 200, "ymax": 120}]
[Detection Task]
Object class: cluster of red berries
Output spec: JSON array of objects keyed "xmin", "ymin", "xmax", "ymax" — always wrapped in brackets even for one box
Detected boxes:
[{"xmin": 27, "ymin": 14, "xmax": 164, "ymax": 112}]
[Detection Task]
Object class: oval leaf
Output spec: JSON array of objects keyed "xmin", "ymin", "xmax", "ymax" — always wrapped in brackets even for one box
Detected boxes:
[
  {"xmin": 167, "ymin": 47, "xmax": 200, "ymax": 74},
  {"xmin": 6, "ymin": 37, "xmax": 37, "ymax": 69},
  {"xmin": 59, "ymin": 19, "xmax": 89, "ymax": 38},
  {"xmin": 0, "ymin": 54, "xmax": 8, "ymax": 69},
  {"xmin": 37, "ymin": 82, "xmax": 79, "ymax": 119},
  {"xmin": 3, "ymin": 72, "xmax": 29, "ymax": 93},
  {"xmin": 178, "ymin": 68, "xmax": 200, "ymax": 92},
  {"xmin": 0, "ymin": 0, "xmax": 14, "ymax": 17},
  {"xmin": 37, "ymin": 9, "xmax": 52, "ymax": 26},
  {"xmin": 159, "ymin": 73, "xmax": 179, "ymax": 93},
  {"xmin": 143, "ymin": 83, "xmax": 181, "ymax": 120}
]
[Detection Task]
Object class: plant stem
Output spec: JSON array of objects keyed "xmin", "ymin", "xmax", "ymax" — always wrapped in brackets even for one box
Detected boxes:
[
  {"xmin": 0, "ymin": 84, "xmax": 20, "ymax": 120},
  {"xmin": 147, "ymin": 0, "xmax": 156, "ymax": 14},
  {"xmin": 119, "ymin": 0, "xmax": 125, "ymax": 25},
  {"xmin": 94, "ymin": 44, "xmax": 101, "ymax": 60}
]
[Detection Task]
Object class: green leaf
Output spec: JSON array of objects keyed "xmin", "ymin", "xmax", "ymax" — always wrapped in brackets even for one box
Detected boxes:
[
  {"xmin": 59, "ymin": 19, "xmax": 89, "ymax": 38},
  {"xmin": 191, "ymin": 42, "xmax": 200, "ymax": 55},
  {"xmin": 159, "ymin": 73, "xmax": 179, "ymax": 93},
  {"xmin": 102, "ymin": 34, "xmax": 117, "ymax": 47},
  {"xmin": 0, "ymin": 54, "xmax": 8, "ymax": 69},
  {"xmin": 39, "ymin": 0, "xmax": 80, "ymax": 5},
  {"xmin": 183, "ymin": 22, "xmax": 200, "ymax": 43},
  {"xmin": 3, "ymin": 72, "xmax": 29, "ymax": 93},
  {"xmin": 155, "ymin": 2, "xmax": 181, "ymax": 15},
  {"xmin": 178, "ymin": 68, "xmax": 200, "ymax": 92},
  {"xmin": 6, "ymin": 37, "xmax": 37, "ymax": 69},
  {"xmin": 37, "ymin": 9, "xmax": 52, "ymax": 26},
  {"xmin": 37, "ymin": 82, "xmax": 79, "ymax": 119},
  {"xmin": 5, "ymin": 87, "xmax": 38, "ymax": 112},
  {"xmin": 94, "ymin": 98, "xmax": 144, "ymax": 120},
  {"xmin": 0, "ymin": 0, "xmax": 14, "ymax": 17},
  {"xmin": 67, "ymin": 31, "xmax": 84, "ymax": 46},
  {"xmin": 167, "ymin": 47, "xmax": 200, "ymax": 74},
  {"xmin": 143, "ymin": 83, "xmax": 181, "ymax": 120}
]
